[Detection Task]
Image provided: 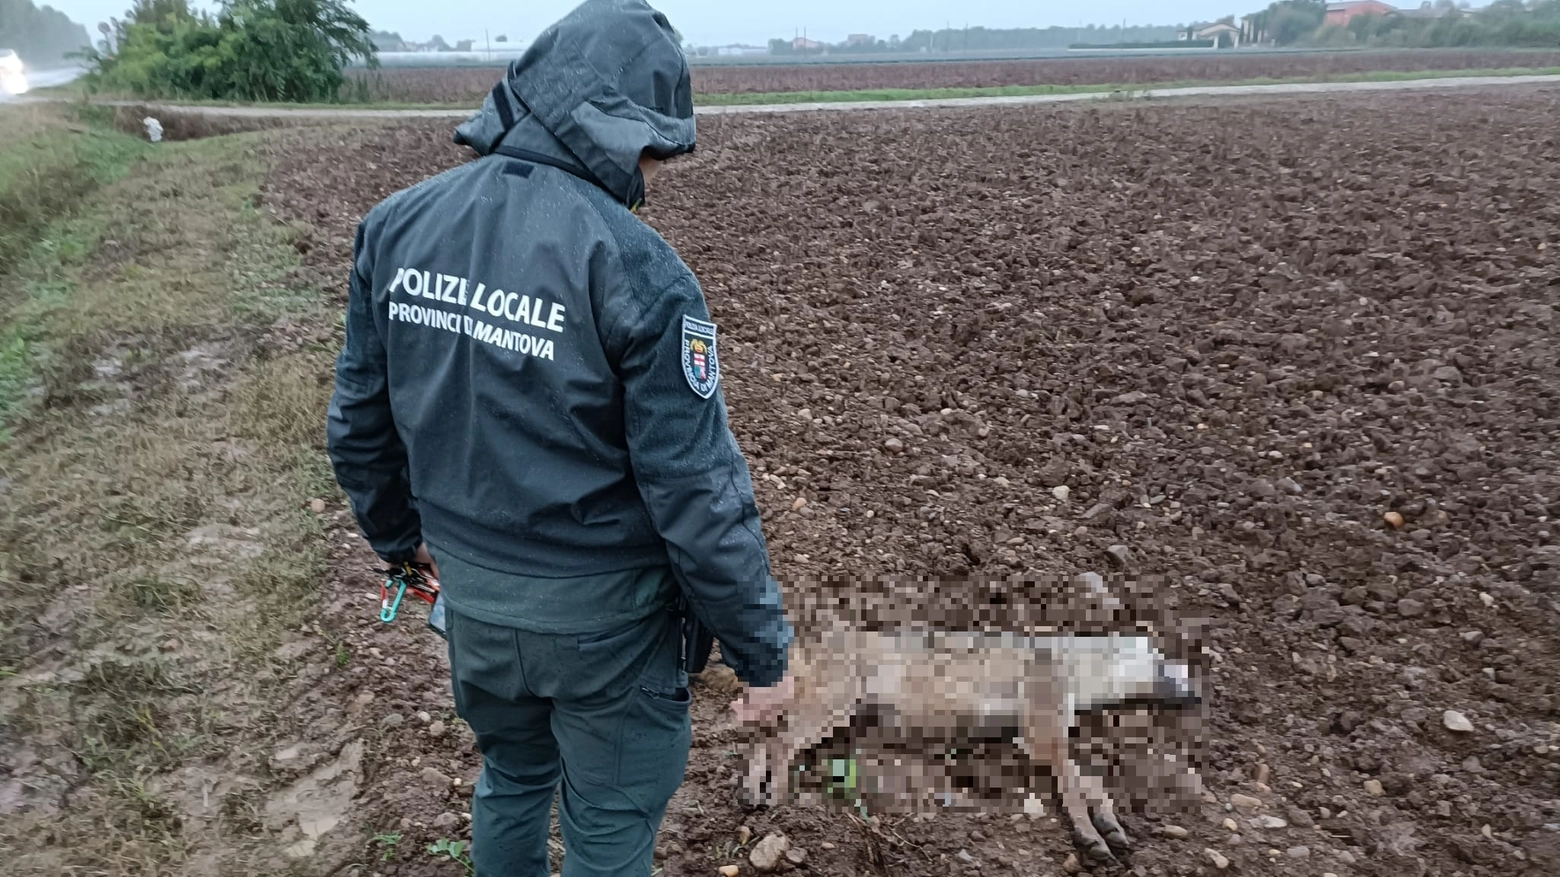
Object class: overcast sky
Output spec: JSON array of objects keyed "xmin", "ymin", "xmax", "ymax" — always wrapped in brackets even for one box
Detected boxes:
[{"xmin": 50, "ymin": 1, "xmax": 1249, "ymax": 46}]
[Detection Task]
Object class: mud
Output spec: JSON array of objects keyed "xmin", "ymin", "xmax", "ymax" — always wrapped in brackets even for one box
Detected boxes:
[{"xmin": 259, "ymin": 87, "xmax": 1560, "ymax": 876}]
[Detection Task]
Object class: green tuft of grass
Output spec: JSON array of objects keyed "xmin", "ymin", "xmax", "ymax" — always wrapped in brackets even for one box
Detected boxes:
[
  {"xmin": 371, "ymin": 831, "xmax": 403, "ymax": 862},
  {"xmin": 428, "ymin": 838, "xmax": 475, "ymax": 875},
  {"xmin": 112, "ymin": 574, "xmax": 203, "ymax": 611}
]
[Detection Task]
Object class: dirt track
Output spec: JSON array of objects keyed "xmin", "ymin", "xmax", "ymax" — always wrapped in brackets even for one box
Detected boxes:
[{"xmin": 259, "ymin": 87, "xmax": 1560, "ymax": 876}]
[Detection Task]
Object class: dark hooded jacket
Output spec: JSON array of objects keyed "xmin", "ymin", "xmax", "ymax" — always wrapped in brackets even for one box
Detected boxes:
[{"xmin": 325, "ymin": 0, "xmax": 789, "ymax": 687}]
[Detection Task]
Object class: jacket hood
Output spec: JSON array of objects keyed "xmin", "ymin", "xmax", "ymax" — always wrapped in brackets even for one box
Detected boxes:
[{"xmin": 454, "ymin": 0, "xmax": 696, "ymax": 208}]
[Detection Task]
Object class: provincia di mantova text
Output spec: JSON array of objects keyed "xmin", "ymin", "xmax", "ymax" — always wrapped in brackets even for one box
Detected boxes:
[{"xmin": 387, "ymin": 267, "xmax": 565, "ymax": 361}]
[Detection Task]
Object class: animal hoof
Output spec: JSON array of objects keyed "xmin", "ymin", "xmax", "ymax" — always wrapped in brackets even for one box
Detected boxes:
[
  {"xmin": 1098, "ymin": 811, "xmax": 1135, "ymax": 848},
  {"xmin": 1093, "ymin": 817, "xmax": 1133, "ymax": 851},
  {"xmin": 1076, "ymin": 835, "xmax": 1117, "ymax": 865}
]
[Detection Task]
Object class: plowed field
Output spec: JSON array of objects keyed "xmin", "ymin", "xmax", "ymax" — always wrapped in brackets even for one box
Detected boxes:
[
  {"xmin": 260, "ymin": 87, "xmax": 1560, "ymax": 876},
  {"xmin": 348, "ymin": 50, "xmax": 1560, "ymax": 103}
]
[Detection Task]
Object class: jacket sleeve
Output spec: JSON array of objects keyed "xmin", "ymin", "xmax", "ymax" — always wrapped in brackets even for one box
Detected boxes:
[
  {"xmin": 617, "ymin": 274, "xmax": 792, "ymax": 688},
  {"xmin": 325, "ymin": 215, "xmax": 422, "ymax": 565}
]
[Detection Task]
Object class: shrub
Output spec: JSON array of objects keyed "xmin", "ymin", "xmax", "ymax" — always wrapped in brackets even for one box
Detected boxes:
[{"xmin": 80, "ymin": 0, "xmax": 376, "ymax": 102}]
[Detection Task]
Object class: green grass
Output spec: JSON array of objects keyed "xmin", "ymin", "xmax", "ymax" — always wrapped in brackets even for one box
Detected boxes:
[
  {"xmin": 0, "ymin": 107, "xmax": 148, "ymax": 432},
  {"xmin": 0, "ymin": 114, "xmax": 342, "ymax": 875}
]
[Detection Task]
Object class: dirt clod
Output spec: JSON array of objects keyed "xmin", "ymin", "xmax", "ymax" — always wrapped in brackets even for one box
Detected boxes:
[{"xmin": 749, "ymin": 833, "xmax": 790, "ymax": 873}]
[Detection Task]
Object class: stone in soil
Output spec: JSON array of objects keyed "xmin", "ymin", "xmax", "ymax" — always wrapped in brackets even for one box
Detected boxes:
[{"xmin": 749, "ymin": 833, "xmax": 789, "ymax": 873}]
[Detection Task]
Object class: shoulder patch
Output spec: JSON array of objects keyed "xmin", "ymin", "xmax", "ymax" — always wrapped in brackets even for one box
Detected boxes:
[{"xmin": 681, "ymin": 315, "xmax": 720, "ymax": 399}]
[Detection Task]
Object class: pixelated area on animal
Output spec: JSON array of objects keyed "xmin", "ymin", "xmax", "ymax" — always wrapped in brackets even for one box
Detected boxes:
[{"xmin": 729, "ymin": 573, "xmax": 1205, "ymax": 864}]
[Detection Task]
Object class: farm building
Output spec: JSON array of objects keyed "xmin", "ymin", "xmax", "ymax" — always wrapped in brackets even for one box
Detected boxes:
[
  {"xmin": 1192, "ymin": 22, "xmax": 1243, "ymax": 47},
  {"xmin": 1324, "ymin": 1, "xmax": 1399, "ymax": 26},
  {"xmin": 1398, "ymin": 0, "xmax": 1459, "ymax": 17}
]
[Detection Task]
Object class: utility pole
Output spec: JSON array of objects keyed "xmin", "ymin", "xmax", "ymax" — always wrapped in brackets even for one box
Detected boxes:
[{"xmin": 485, "ymin": 28, "xmax": 490, "ymax": 62}]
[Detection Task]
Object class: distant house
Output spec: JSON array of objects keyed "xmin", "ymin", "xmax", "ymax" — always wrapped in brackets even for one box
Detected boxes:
[
  {"xmin": 845, "ymin": 33, "xmax": 876, "ymax": 47},
  {"xmin": 1324, "ymin": 1, "xmax": 1399, "ymax": 27},
  {"xmin": 369, "ymin": 31, "xmax": 409, "ymax": 52},
  {"xmin": 1194, "ymin": 22, "xmax": 1243, "ymax": 47},
  {"xmin": 1398, "ymin": 1, "xmax": 1456, "ymax": 18},
  {"xmin": 792, "ymin": 37, "xmax": 825, "ymax": 51},
  {"xmin": 1180, "ymin": 21, "xmax": 1241, "ymax": 47}
]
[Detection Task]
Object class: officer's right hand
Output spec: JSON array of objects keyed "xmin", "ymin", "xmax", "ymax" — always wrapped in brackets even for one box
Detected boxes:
[
  {"xmin": 730, "ymin": 674, "xmax": 795, "ymax": 726},
  {"xmin": 414, "ymin": 542, "xmax": 441, "ymax": 581}
]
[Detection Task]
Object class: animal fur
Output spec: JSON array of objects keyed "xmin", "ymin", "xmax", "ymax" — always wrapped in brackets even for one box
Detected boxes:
[{"xmin": 736, "ymin": 628, "xmax": 1201, "ymax": 863}]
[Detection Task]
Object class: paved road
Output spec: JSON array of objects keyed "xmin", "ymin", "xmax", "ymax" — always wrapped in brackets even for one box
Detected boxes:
[{"xmin": 10, "ymin": 72, "xmax": 1559, "ymax": 118}]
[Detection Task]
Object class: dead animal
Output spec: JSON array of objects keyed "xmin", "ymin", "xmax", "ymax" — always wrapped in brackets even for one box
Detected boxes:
[{"xmin": 735, "ymin": 628, "xmax": 1201, "ymax": 863}]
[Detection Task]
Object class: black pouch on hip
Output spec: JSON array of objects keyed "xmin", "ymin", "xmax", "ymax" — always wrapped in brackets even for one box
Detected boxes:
[{"xmin": 677, "ymin": 595, "xmax": 715, "ymax": 675}]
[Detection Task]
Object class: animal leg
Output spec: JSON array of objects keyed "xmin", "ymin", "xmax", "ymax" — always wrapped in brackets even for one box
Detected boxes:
[
  {"xmin": 1074, "ymin": 768, "xmax": 1132, "ymax": 850},
  {"xmin": 1021, "ymin": 714, "xmax": 1114, "ymax": 863},
  {"xmin": 1055, "ymin": 746, "xmax": 1117, "ymax": 862},
  {"xmin": 737, "ymin": 734, "xmax": 772, "ymax": 810},
  {"xmin": 740, "ymin": 700, "xmax": 851, "ymax": 810}
]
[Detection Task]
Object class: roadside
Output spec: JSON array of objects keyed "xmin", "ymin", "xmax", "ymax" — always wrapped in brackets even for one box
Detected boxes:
[{"xmin": 0, "ymin": 104, "xmax": 376, "ymax": 875}]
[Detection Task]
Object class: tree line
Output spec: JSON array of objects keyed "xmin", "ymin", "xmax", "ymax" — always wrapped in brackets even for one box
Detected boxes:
[
  {"xmin": 0, "ymin": 0, "xmax": 89, "ymax": 66},
  {"xmin": 79, "ymin": 0, "xmax": 377, "ymax": 102},
  {"xmin": 1251, "ymin": 0, "xmax": 1560, "ymax": 48},
  {"xmin": 766, "ymin": 24, "xmax": 1182, "ymax": 55}
]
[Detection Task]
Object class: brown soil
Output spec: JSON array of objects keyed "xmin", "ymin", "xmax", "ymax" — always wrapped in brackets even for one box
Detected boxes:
[
  {"xmin": 258, "ymin": 87, "xmax": 1560, "ymax": 877},
  {"xmin": 346, "ymin": 50, "xmax": 1560, "ymax": 103}
]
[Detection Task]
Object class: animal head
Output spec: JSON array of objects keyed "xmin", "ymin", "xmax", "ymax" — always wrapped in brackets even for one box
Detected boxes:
[{"xmin": 1068, "ymin": 635, "xmax": 1200, "ymax": 712}]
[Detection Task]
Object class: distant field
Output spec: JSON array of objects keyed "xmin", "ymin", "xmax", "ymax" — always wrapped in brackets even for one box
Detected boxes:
[{"xmin": 346, "ymin": 48, "xmax": 1560, "ymax": 104}]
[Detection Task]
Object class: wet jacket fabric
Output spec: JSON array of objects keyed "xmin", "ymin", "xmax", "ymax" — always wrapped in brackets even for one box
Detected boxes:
[{"xmin": 325, "ymin": 0, "xmax": 790, "ymax": 687}]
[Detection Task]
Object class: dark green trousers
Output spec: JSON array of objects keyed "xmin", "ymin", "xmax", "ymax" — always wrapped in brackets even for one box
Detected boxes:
[{"xmin": 446, "ymin": 603, "xmax": 691, "ymax": 877}]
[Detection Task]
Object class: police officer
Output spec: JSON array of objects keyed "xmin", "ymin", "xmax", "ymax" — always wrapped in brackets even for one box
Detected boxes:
[{"xmin": 325, "ymin": 2, "xmax": 794, "ymax": 875}]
